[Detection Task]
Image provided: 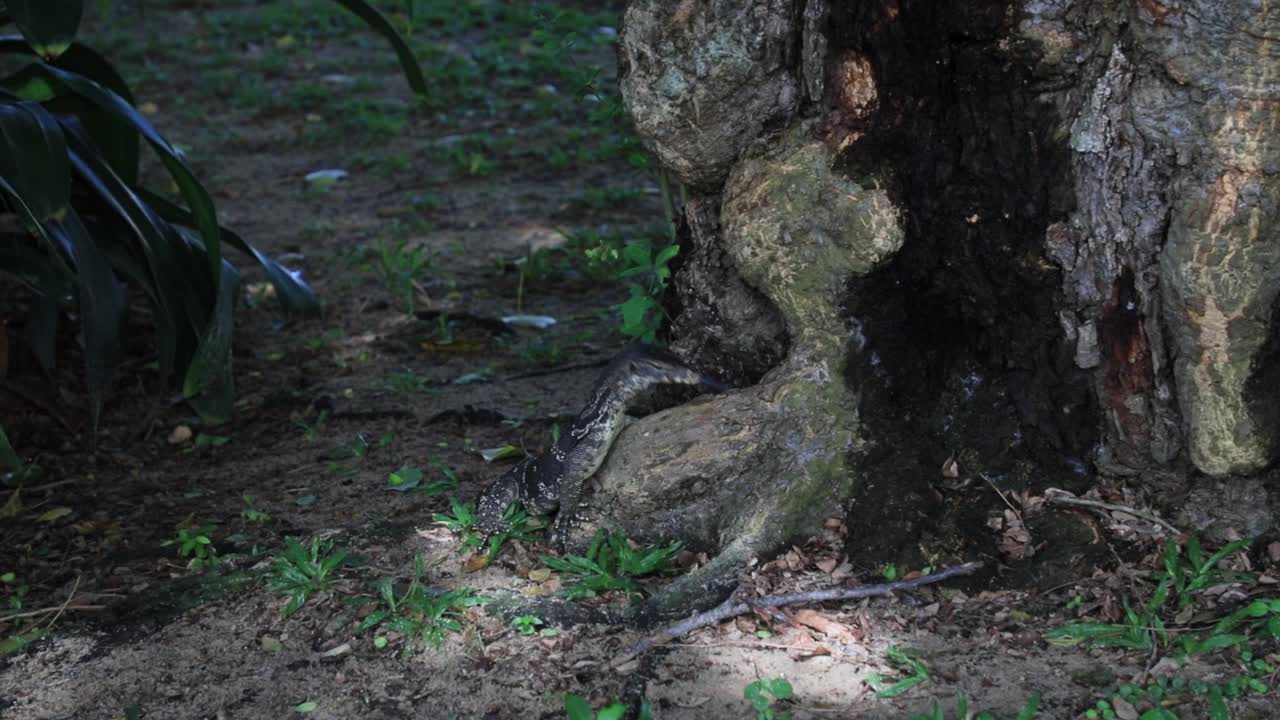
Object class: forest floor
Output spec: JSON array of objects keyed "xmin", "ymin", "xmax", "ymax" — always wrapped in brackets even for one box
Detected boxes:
[{"xmin": 1, "ymin": 2, "xmax": 1278, "ymax": 719}]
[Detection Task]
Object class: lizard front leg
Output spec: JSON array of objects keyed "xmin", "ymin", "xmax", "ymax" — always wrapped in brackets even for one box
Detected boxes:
[{"xmin": 547, "ymin": 468, "xmax": 585, "ymax": 553}]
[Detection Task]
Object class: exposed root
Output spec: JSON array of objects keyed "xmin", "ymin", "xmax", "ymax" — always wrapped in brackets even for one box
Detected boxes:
[
  {"xmin": 614, "ymin": 560, "xmax": 985, "ymax": 666},
  {"xmin": 1044, "ymin": 488, "xmax": 1183, "ymax": 536}
]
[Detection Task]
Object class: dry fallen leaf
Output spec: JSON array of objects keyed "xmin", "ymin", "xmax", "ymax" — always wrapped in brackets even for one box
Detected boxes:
[
  {"xmin": 0, "ymin": 489, "xmax": 21, "ymax": 519},
  {"xmin": 782, "ymin": 629, "xmax": 831, "ymax": 660},
  {"xmin": 941, "ymin": 455, "xmax": 960, "ymax": 478},
  {"xmin": 792, "ymin": 609, "xmax": 858, "ymax": 642},
  {"xmin": 38, "ymin": 506, "xmax": 72, "ymax": 522},
  {"xmin": 168, "ymin": 425, "xmax": 193, "ymax": 445}
]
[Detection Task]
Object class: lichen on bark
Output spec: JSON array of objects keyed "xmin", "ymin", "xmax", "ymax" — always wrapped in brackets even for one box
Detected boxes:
[{"xmin": 618, "ymin": 0, "xmax": 803, "ymax": 189}]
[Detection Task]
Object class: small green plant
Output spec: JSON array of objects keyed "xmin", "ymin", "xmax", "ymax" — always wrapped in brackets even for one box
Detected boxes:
[
  {"xmin": 109, "ymin": 704, "xmax": 144, "ymax": 720},
  {"xmin": 376, "ymin": 237, "xmax": 436, "ymax": 314},
  {"xmin": 0, "ymin": 426, "xmax": 40, "ymax": 485},
  {"xmin": 303, "ymin": 328, "xmax": 343, "ymax": 351},
  {"xmin": 744, "ymin": 678, "xmax": 794, "ymax": 720},
  {"xmin": 912, "ymin": 694, "xmax": 1041, "ymax": 720},
  {"xmin": 385, "ymin": 461, "xmax": 457, "ymax": 496},
  {"xmin": 163, "ymin": 524, "xmax": 219, "ymax": 570},
  {"xmin": 510, "ymin": 336, "xmax": 565, "ymax": 366},
  {"xmin": 240, "ymin": 494, "xmax": 271, "ymax": 523},
  {"xmin": 433, "ymin": 497, "xmax": 545, "ymax": 560},
  {"xmin": 511, "ymin": 615, "xmax": 558, "ymax": 637},
  {"xmin": 540, "ymin": 530, "xmax": 683, "ymax": 600},
  {"xmin": 429, "ymin": 313, "xmax": 458, "ymax": 344},
  {"xmin": 615, "ymin": 239, "xmax": 679, "ymax": 343},
  {"xmin": 0, "ymin": 0, "xmax": 423, "ymax": 426},
  {"xmin": 294, "ymin": 410, "xmax": 330, "ymax": 442},
  {"xmin": 358, "ymin": 554, "xmax": 485, "ymax": 655},
  {"xmin": 563, "ymin": 694, "xmax": 627, "ymax": 720},
  {"xmin": 866, "ymin": 646, "xmax": 930, "ymax": 698},
  {"xmin": 1045, "ymin": 537, "xmax": 1257, "ymax": 654},
  {"xmin": 1083, "ymin": 673, "xmax": 1269, "ymax": 720},
  {"xmin": 320, "ymin": 433, "xmax": 373, "ymax": 461},
  {"xmin": 385, "ymin": 370, "xmax": 433, "ymax": 394},
  {"xmin": 1160, "ymin": 536, "xmax": 1253, "ymax": 610},
  {"xmin": 268, "ymin": 535, "xmax": 349, "ymax": 618},
  {"xmin": 2, "ymin": 572, "xmax": 29, "ymax": 613}
]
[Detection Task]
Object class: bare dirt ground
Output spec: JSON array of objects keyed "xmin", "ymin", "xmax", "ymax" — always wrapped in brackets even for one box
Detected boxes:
[{"xmin": 2, "ymin": 2, "xmax": 1278, "ymax": 719}]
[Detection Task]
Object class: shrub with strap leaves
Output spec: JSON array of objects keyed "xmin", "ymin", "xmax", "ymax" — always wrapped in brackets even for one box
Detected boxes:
[{"xmin": 0, "ymin": 0, "xmax": 425, "ymax": 427}]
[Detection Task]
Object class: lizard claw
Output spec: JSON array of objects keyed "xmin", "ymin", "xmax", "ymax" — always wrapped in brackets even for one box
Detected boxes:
[{"xmin": 546, "ymin": 519, "xmax": 572, "ymax": 554}]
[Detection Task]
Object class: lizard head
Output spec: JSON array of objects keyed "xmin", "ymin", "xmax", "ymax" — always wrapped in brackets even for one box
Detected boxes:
[{"xmin": 617, "ymin": 343, "xmax": 730, "ymax": 393}]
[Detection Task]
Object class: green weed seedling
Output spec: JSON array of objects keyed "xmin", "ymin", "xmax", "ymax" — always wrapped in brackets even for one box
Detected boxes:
[
  {"xmin": 1160, "ymin": 536, "xmax": 1254, "ymax": 610},
  {"xmin": 2, "ymin": 572, "xmax": 28, "ymax": 613},
  {"xmin": 540, "ymin": 530, "xmax": 683, "ymax": 600},
  {"xmin": 320, "ymin": 434, "xmax": 373, "ymax": 462},
  {"xmin": 386, "ymin": 461, "xmax": 457, "ymax": 496},
  {"xmin": 1045, "ymin": 537, "xmax": 1258, "ymax": 654},
  {"xmin": 294, "ymin": 410, "xmax": 329, "ymax": 442},
  {"xmin": 563, "ymin": 693, "xmax": 634, "ymax": 720},
  {"xmin": 1096, "ymin": 680, "xmax": 1224, "ymax": 719},
  {"xmin": 912, "ymin": 694, "xmax": 1041, "ymax": 720},
  {"xmin": 240, "ymin": 495, "xmax": 271, "ymax": 523},
  {"xmin": 358, "ymin": 554, "xmax": 485, "ymax": 655},
  {"xmin": 0, "ymin": 425, "xmax": 40, "ymax": 484},
  {"xmin": 163, "ymin": 524, "xmax": 219, "ymax": 570},
  {"xmin": 109, "ymin": 704, "xmax": 144, "ymax": 720},
  {"xmin": 268, "ymin": 535, "xmax": 349, "ymax": 618},
  {"xmin": 508, "ymin": 336, "xmax": 565, "ymax": 366},
  {"xmin": 385, "ymin": 370, "xmax": 433, "ymax": 394},
  {"xmin": 185, "ymin": 433, "xmax": 230, "ymax": 453},
  {"xmin": 434, "ymin": 497, "xmax": 545, "ymax": 561},
  {"xmin": 511, "ymin": 614, "xmax": 557, "ymax": 637},
  {"xmin": 616, "ymin": 239, "xmax": 679, "ymax": 343},
  {"xmin": 745, "ymin": 678, "xmax": 794, "ymax": 720},
  {"xmin": 867, "ymin": 646, "xmax": 930, "ymax": 698},
  {"xmin": 377, "ymin": 237, "xmax": 436, "ymax": 314}
]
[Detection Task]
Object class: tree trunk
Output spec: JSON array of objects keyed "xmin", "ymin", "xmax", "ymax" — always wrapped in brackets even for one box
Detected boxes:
[{"xmin": 574, "ymin": 0, "xmax": 1280, "ymax": 619}]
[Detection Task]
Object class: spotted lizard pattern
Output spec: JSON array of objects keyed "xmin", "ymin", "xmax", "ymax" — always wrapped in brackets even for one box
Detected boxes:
[{"xmin": 476, "ymin": 344, "xmax": 725, "ymax": 548}]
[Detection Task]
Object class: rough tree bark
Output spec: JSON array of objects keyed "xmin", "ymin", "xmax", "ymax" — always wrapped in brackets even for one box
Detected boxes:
[{"xmin": 560, "ymin": 0, "xmax": 1280, "ymax": 621}]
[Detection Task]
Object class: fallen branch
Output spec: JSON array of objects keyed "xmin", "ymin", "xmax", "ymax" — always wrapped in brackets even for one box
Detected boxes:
[
  {"xmin": 0, "ymin": 604, "xmax": 105, "ymax": 623},
  {"xmin": 614, "ymin": 560, "xmax": 984, "ymax": 666},
  {"xmin": 1044, "ymin": 488, "xmax": 1183, "ymax": 536}
]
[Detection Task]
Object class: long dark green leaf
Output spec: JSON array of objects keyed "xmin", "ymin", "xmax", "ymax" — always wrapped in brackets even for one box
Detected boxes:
[
  {"xmin": 46, "ymin": 207, "xmax": 124, "ymax": 430},
  {"xmin": 7, "ymin": 0, "xmax": 81, "ymax": 59},
  {"xmin": 139, "ymin": 190, "xmax": 319, "ymax": 318},
  {"xmin": 24, "ymin": 289, "xmax": 58, "ymax": 371},
  {"xmin": 33, "ymin": 63, "xmax": 223, "ymax": 289},
  {"xmin": 184, "ymin": 259, "xmax": 238, "ymax": 423},
  {"xmin": 0, "ymin": 99, "xmax": 69, "ymax": 220},
  {"xmin": 0, "ymin": 237, "xmax": 68, "ymax": 371},
  {"xmin": 52, "ymin": 43, "xmax": 139, "ymax": 184},
  {"xmin": 62, "ymin": 120, "xmax": 204, "ymax": 380},
  {"xmin": 0, "ymin": 424, "xmax": 21, "ymax": 468},
  {"xmin": 329, "ymin": 0, "xmax": 427, "ymax": 101}
]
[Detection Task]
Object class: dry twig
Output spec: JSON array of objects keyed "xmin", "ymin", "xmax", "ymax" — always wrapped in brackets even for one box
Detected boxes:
[
  {"xmin": 614, "ymin": 560, "xmax": 984, "ymax": 666},
  {"xmin": 1044, "ymin": 488, "xmax": 1183, "ymax": 536}
]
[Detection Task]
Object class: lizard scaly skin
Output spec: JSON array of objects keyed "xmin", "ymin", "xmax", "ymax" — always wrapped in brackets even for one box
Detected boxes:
[{"xmin": 476, "ymin": 344, "xmax": 725, "ymax": 548}]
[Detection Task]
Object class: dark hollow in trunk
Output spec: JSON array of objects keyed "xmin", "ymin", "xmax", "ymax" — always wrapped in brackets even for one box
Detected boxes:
[{"xmin": 833, "ymin": 1, "xmax": 1097, "ymax": 570}]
